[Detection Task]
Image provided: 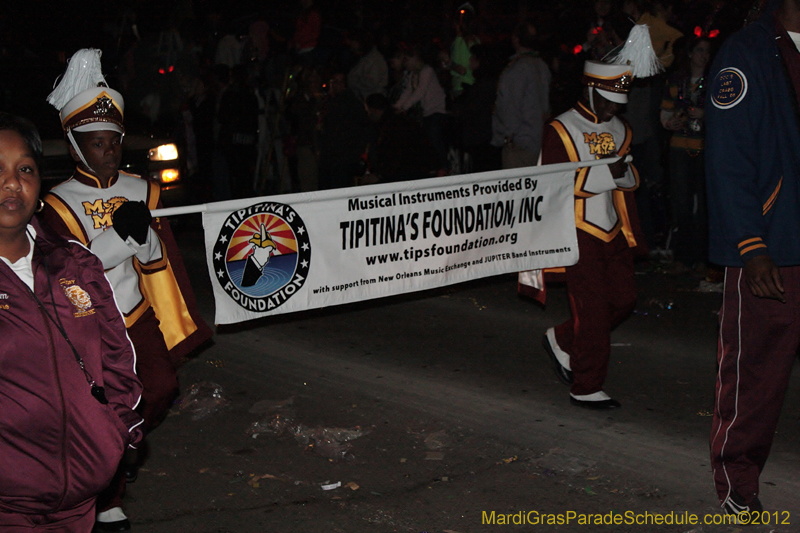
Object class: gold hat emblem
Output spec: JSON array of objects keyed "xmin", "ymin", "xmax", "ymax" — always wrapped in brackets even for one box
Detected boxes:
[{"xmin": 94, "ymin": 95, "xmax": 114, "ymax": 116}]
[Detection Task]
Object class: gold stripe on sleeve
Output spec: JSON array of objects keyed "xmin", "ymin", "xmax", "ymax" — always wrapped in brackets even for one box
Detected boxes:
[
  {"xmin": 43, "ymin": 194, "xmax": 89, "ymax": 245},
  {"xmin": 738, "ymin": 237, "xmax": 763, "ymax": 249},
  {"xmin": 740, "ymin": 243, "xmax": 767, "ymax": 256},
  {"xmin": 762, "ymin": 177, "xmax": 782, "ymax": 215}
]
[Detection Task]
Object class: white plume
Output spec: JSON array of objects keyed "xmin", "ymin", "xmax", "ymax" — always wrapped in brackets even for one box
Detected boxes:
[
  {"xmin": 607, "ymin": 24, "xmax": 663, "ymax": 78},
  {"xmin": 46, "ymin": 49, "xmax": 108, "ymax": 111}
]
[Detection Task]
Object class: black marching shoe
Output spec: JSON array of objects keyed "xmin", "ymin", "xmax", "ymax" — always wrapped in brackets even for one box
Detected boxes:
[
  {"xmin": 569, "ymin": 392, "xmax": 621, "ymax": 410},
  {"xmin": 723, "ymin": 490, "xmax": 763, "ymax": 520},
  {"xmin": 124, "ymin": 463, "xmax": 138, "ymax": 484},
  {"xmin": 93, "ymin": 519, "xmax": 131, "ymax": 533},
  {"xmin": 124, "ymin": 447, "xmax": 139, "ymax": 483},
  {"xmin": 542, "ymin": 328, "xmax": 573, "ymax": 386}
]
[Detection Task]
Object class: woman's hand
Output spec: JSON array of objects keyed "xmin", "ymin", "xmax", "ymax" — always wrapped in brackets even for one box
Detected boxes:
[{"xmin": 666, "ymin": 112, "xmax": 687, "ymax": 131}]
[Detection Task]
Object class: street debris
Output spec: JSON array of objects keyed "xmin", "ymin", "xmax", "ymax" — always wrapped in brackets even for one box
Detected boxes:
[
  {"xmin": 247, "ymin": 398, "xmax": 371, "ymax": 460},
  {"xmin": 468, "ymin": 297, "xmax": 487, "ymax": 310},
  {"xmin": 321, "ymin": 481, "xmax": 341, "ymax": 491},
  {"xmin": 647, "ymin": 298, "xmax": 674, "ymax": 310},
  {"xmin": 295, "ymin": 426, "xmax": 370, "ymax": 460},
  {"xmin": 696, "ymin": 280, "xmax": 723, "ymax": 293},
  {"xmin": 498, "ymin": 456, "xmax": 518, "ymax": 464},
  {"xmin": 424, "ymin": 430, "xmax": 451, "ymax": 450},
  {"xmin": 177, "ymin": 382, "xmax": 229, "ymax": 420},
  {"xmin": 535, "ymin": 448, "xmax": 596, "ymax": 475},
  {"xmin": 247, "ymin": 473, "xmax": 283, "ymax": 488},
  {"xmin": 248, "ymin": 396, "xmax": 294, "ymax": 415}
]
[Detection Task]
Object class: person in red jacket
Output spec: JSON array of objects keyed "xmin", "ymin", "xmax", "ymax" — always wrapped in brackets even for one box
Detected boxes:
[{"xmin": 0, "ymin": 112, "xmax": 143, "ymax": 532}]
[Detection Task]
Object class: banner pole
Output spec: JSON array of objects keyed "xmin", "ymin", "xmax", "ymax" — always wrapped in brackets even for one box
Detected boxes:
[
  {"xmin": 151, "ymin": 157, "xmax": 628, "ymax": 218},
  {"xmin": 152, "ymin": 204, "xmax": 209, "ymax": 217}
]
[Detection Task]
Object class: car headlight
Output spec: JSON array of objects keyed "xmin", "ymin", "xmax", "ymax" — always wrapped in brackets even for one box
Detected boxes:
[
  {"xmin": 157, "ymin": 168, "xmax": 181, "ymax": 184},
  {"xmin": 148, "ymin": 143, "xmax": 179, "ymax": 161}
]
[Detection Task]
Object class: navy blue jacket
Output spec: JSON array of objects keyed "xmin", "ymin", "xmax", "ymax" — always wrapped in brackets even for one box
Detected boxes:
[{"xmin": 705, "ymin": 10, "xmax": 800, "ymax": 266}]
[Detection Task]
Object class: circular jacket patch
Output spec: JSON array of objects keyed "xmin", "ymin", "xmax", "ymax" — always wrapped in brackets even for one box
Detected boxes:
[
  {"xmin": 711, "ymin": 67, "xmax": 748, "ymax": 109},
  {"xmin": 213, "ymin": 201, "xmax": 311, "ymax": 312}
]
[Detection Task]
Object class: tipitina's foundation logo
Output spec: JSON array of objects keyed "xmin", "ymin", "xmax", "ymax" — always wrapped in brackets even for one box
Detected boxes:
[{"xmin": 213, "ymin": 202, "xmax": 311, "ymax": 312}]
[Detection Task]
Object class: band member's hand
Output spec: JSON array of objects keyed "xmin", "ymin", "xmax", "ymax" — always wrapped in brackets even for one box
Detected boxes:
[
  {"xmin": 604, "ymin": 153, "xmax": 628, "ymax": 179},
  {"xmin": 666, "ymin": 116, "xmax": 685, "ymax": 131},
  {"xmin": 113, "ymin": 200, "xmax": 152, "ymax": 245},
  {"xmin": 744, "ymin": 254, "xmax": 785, "ymax": 302}
]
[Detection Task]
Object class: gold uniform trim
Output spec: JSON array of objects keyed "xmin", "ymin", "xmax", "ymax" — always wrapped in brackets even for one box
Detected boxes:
[
  {"xmin": 575, "ymin": 197, "xmax": 624, "ymax": 242},
  {"xmin": 43, "ymin": 194, "xmax": 89, "ymax": 245},
  {"xmin": 550, "ymin": 121, "xmax": 580, "ymax": 162},
  {"xmin": 124, "ymin": 299, "xmax": 150, "ymax": 328},
  {"xmin": 146, "ymin": 180, "xmax": 160, "ymax": 210},
  {"xmin": 136, "ymin": 259, "xmax": 198, "ymax": 351},
  {"xmin": 76, "ymin": 167, "xmax": 105, "ymax": 188},
  {"xmin": 138, "ymin": 240, "xmax": 169, "ymax": 272},
  {"xmin": 134, "ymin": 180, "xmax": 198, "ymax": 350},
  {"xmin": 550, "ymin": 117, "xmax": 638, "ymax": 246}
]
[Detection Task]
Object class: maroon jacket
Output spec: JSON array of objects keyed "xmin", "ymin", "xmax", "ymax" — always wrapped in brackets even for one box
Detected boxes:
[{"xmin": 0, "ymin": 218, "xmax": 143, "ymax": 515}]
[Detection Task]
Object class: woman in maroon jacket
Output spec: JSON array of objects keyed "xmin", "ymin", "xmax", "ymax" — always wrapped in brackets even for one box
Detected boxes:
[{"xmin": 0, "ymin": 112, "xmax": 143, "ymax": 532}]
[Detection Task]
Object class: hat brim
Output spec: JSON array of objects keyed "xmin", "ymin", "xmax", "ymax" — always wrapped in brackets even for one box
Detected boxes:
[
  {"xmin": 72, "ymin": 122, "xmax": 125, "ymax": 134},
  {"xmin": 596, "ymin": 88, "xmax": 627, "ymax": 104}
]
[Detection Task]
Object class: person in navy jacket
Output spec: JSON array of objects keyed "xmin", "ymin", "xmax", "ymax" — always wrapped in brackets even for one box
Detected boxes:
[{"xmin": 705, "ymin": 0, "xmax": 800, "ymax": 518}]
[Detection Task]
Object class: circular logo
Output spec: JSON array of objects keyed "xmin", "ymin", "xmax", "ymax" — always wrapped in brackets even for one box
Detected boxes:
[
  {"xmin": 711, "ymin": 67, "xmax": 748, "ymax": 109},
  {"xmin": 213, "ymin": 201, "xmax": 311, "ymax": 312}
]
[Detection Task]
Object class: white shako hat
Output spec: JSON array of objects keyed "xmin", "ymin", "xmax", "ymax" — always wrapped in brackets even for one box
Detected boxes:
[
  {"xmin": 582, "ymin": 60, "xmax": 633, "ymax": 104},
  {"xmin": 46, "ymin": 49, "xmax": 125, "ymax": 172},
  {"xmin": 47, "ymin": 49, "xmax": 125, "ymax": 134},
  {"xmin": 582, "ymin": 24, "xmax": 663, "ymax": 105},
  {"xmin": 57, "ymin": 87, "xmax": 125, "ymax": 134}
]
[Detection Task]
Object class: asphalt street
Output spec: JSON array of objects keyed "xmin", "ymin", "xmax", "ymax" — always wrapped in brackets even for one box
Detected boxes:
[{"xmin": 121, "ymin": 219, "xmax": 800, "ymax": 533}]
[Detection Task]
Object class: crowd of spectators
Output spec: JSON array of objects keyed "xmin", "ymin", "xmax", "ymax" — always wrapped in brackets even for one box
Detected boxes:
[{"xmin": 2, "ymin": 0, "xmax": 753, "ymax": 272}]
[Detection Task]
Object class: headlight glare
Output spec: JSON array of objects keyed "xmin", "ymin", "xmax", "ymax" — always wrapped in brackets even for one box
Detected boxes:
[{"xmin": 149, "ymin": 143, "xmax": 179, "ymax": 161}]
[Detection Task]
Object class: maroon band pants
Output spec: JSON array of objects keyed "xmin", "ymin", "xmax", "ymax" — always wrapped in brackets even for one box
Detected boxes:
[
  {"xmin": 710, "ymin": 266, "xmax": 800, "ymax": 504},
  {"xmin": 554, "ymin": 230, "xmax": 637, "ymax": 396}
]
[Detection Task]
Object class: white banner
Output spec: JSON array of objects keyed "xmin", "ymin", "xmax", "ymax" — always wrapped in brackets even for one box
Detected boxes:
[{"xmin": 193, "ymin": 162, "xmax": 592, "ymax": 325}]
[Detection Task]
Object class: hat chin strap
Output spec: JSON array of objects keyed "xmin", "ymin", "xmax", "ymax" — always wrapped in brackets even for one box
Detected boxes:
[
  {"xmin": 588, "ymin": 87, "xmax": 596, "ymax": 114},
  {"xmin": 66, "ymin": 129, "xmax": 125, "ymax": 177},
  {"xmin": 67, "ymin": 129, "xmax": 96, "ymax": 175}
]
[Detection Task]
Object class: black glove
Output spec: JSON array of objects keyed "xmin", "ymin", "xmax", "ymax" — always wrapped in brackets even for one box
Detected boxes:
[{"xmin": 113, "ymin": 200, "xmax": 152, "ymax": 245}]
